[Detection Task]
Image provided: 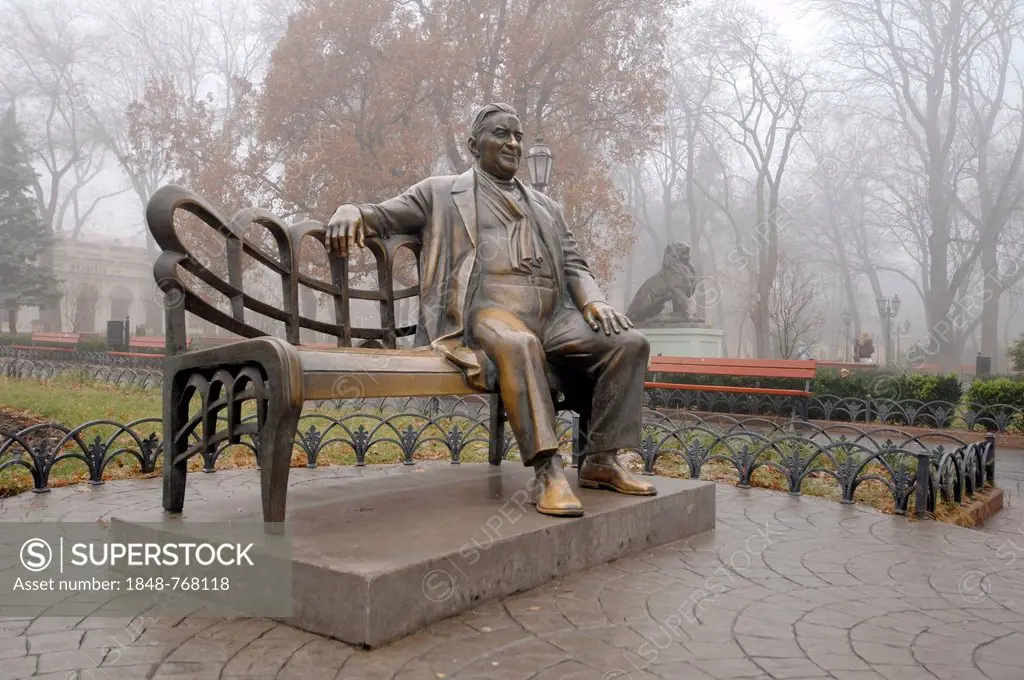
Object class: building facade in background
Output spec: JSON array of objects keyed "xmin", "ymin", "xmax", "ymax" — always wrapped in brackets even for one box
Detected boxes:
[{"xmin": 16, "ymin": 236, "xmax": 163, "ymax": 336}]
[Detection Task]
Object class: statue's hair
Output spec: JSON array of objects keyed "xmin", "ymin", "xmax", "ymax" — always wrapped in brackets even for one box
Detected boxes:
[{"xmin": 468, "ymin": 102, "xmax": 519, "ymax": 140}]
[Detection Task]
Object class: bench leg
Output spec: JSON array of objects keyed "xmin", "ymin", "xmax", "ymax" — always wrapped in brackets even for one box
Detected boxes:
[
  {"xmin": 488, "ymin": 394, "xmax": 505, "ymax": 466},
  {"xmin": 158, "ymin": 338, "xmax": 304, "ymax": 528},
  {"xmin": 572, "ymin": 411, "xmax": 590, "ymax": 469},
  {"xmin": 260, "ymin": 400, "xmax": 302, "ymax": 525},
  {"xmin": 162, "ymin": 373, "xmax": 190, "ymax": 514}
]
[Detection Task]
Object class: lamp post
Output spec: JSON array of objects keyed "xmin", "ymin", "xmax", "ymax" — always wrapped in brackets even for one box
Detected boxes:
[
  {"xmin": 525, "ymin": 136, "xmax": 554, "ymax": 193},
  {"xmin": 876, "ymin": 294, "xmax": 900, "ymax": 366},
  {"xmin": 840, "ymin": 310, "xmax": 852, "ymax": 362},
  {"xmin": 896, "ymin": 319, "xmax": 910, "ymax": 368}
]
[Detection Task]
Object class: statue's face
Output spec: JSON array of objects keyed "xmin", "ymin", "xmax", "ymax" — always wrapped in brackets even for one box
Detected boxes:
[{"xmin": 468, "ymin": 112, "xmax": 523, "ymax": 180}]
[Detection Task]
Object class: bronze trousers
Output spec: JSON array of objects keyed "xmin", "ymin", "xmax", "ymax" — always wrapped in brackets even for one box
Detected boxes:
[{"xmin": 469, "ymin": 275, "xmax": 651, "ymax": 465}]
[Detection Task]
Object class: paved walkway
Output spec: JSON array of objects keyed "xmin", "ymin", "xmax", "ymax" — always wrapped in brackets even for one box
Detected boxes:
[
  {"xmin": 0, "ymin": 457, "xmax": 1021, "ymax": 680},
  {"xmin": 984, "ymin": 446, "xmax": 1022, "ymax": 541}
]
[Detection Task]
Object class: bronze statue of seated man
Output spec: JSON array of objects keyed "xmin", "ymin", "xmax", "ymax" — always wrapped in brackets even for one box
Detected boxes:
[{"xmin": 326, "ymin": 102, "xmax": 655, "ymax": 516}]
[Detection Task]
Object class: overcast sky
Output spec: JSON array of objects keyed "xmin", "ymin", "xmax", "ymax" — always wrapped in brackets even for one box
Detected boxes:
[{"xmin": 73, "ymin": 0, "xmax": 830, "ymax": 245}]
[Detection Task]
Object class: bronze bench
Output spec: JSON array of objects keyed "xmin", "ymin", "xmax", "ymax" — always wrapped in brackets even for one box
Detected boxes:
[{"xmin": 146, "ymin": 185, "xmax": 589, "ymax": 523}]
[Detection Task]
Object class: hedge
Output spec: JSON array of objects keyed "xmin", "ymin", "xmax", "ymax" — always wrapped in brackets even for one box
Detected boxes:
[
  {"xmin": 964, "ymin": 378, "xmax": 1024, "ymax": 429},
  {"xmin": 646, "ymin": 369, "xmax": 962, "ymax": 404},
  {"xmin": 0, "ymin": 333, "xmax": 32, "ymax": 346},
  {"xmin": 645, "ymin": 368, "xmax": 970, "ymax": 425},
  {"xmin": 812, "ymin": 370, "xmax": 962, "ymax": 403}
]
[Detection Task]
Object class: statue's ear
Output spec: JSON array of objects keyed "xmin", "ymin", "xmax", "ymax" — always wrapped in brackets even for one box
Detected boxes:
[{"xmin": 467, "ymin": 135, "xmax": 479, "ymax": 159}]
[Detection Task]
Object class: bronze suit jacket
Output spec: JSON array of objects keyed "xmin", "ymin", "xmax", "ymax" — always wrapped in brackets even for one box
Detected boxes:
[{"xmin": 350, "ymin": 167, "xmax": 607, "ymax": 389}]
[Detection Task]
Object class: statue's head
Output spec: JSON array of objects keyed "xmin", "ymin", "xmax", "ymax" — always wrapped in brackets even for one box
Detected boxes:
[
  {"xmin": 467, "ymin": 102, "xmax": 522, "ymax": 181},
  {"xmin": 663, "ymin": 242, "xmax": 692, "ymax": 271}
]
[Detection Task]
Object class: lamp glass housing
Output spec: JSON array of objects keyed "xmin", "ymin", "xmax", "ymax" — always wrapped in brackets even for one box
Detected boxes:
[{"xmin": 525, "ymin": 138, "xmax": 553, "ymax": 190}]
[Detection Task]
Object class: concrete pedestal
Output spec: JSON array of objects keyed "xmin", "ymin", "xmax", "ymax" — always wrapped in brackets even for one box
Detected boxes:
[
  {"xmin": 111, "ymin": 463, "xmax": 715, "ymax": 648},
  {"xmin": 639, "ymin": 326, "xmax": 725, "ymax": 358}
]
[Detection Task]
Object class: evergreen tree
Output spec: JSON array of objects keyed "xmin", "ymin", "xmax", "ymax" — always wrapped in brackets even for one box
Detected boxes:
[{"xmin": 0, "ymin": 106, "xmax": 59, "ymax": 333}]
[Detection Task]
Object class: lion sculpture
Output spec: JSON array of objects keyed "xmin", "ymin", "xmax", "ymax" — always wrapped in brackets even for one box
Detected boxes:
[{"xmin": 626, "ymin": 242, "xmax": 701, "ymax": 327}]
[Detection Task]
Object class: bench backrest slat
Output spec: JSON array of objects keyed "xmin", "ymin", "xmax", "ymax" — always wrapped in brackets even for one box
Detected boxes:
[
  {"xmin": 648, "ymin": 357, "xmax": 817, "ymax": 379},
  {"xmin": 32, "ymin": 332, "xmax": 83, "ymax": 345},
  {"xmin": 129, "ymin": 336, "xmax": 166, "ymax": 348},
  {"xmin": 128, "ymin": 336, "xmax": 195, "ymax": 351}
]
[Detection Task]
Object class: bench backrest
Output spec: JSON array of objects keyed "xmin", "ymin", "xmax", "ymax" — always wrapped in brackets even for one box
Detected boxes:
[
  {"xmin": 32, "ymin": 332, "xmax": 84, "ymax": 345},
  {"xmin": 129, "ymin": 335, "xmax": 195, "ymax": 352},
  {"xmin": 648, "ymin": 356, "xmax": 817, "ymax": 380},
  {"xmin": 145, "ymin": 185, "xmax": 418, "ymax": 356},
  {"xmin": 195, "ymin": 336, "xmax": 242, "ymax": 348},
  {"xmin": 129, "ymin": 336, "xmax": 167, "ymax": 349}
]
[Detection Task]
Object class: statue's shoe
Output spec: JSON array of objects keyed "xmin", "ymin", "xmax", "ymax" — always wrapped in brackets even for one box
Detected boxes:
[
  {"xmin": 579, "ymin": 453, "xmax": 658, "ymax": 496},
  {"xmin": 530, "ymin": 457, "xmax": 584, "ymax": 517},
  {"xmin": 535, "ymin": 476, "xmax": 584, "ymax": 517}
]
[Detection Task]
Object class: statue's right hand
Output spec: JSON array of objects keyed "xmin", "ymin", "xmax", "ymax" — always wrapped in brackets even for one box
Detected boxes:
[{"xmin": 326, "ymin": 204, "xmax": 365, "ymax": 258}]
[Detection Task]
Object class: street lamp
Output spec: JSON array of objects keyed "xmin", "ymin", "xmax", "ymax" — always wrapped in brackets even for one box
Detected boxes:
[
  {"xmin": 896, "ymin": 319, "xmax": 910, "ymax": 368},
  {"xmin": 876, "ymin": 294, "xmax": 900, "ymax": 366},
  {"xmin": 840, "ymin": 309, "xmax": 852, "ymax": 362},
  {"xmin": 525, "ymin": 137, "xmax": 554, "ymax": 193}
]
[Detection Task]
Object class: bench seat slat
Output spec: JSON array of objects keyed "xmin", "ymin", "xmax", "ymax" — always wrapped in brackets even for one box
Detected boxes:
[
  {"xmin": 294, "ymin": 347, "xmax": 576, "ymax": 400},
  {"xmin": 298, "ymin": 347, "xmax": 481, "ymax": 399},
  {"xmin": 12, "ymin": 345, "xmax": 76, "ymax": 352},
  {"xmin": 304, "ymin": 372, "xmax": 479, "ymax": 399},
  {"xmin": 644, "ymin": 381, "xmax": 809, "ymax": 397},
  {"xmin": 649, "ymin": 357, "xmax": 814, "ymax": 366},
  {"xmin": 649, "ymin": 367, "xmax": 814, "ymax": 379}
]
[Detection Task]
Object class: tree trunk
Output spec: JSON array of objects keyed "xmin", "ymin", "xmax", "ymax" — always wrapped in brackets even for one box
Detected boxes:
[
  {"xmin": 686, "ymin": 121, "xmax": 703, "ymax": 320},
  {"xmin": 752, "ymin": 176, "xmax": 770, "ymax": 357},
  {"xmin": 37, "ymin": 243, "xmax": 60, "ymax": 332},
  {"xmin": 980, "ymin": 240, "xmax": 1001, "ymax": 369},
  {"xmin": 924, "ymin": 152, "xmax": 957, "ymax": 370},
  {"xmin": 735, "ymin": 312, "xmax": 747, "ymax": 358},
  {"xmin": 6, "ymin": 308, "xmax": 17, "ymax": 334}
]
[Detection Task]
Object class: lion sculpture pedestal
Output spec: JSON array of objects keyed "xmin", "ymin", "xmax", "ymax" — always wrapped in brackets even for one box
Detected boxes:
[
  {"xmin": 626, "ymin": 242, "xmax": 725, "ymax": 358},
  {"xmin": 641, "ymin": 325, "xmax": 725, "ymax": 358}
]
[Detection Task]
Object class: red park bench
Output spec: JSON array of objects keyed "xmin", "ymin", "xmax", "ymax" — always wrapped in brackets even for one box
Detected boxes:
[
  {"xmin": 110, "ymin": 336, "xmax": 232, "ymax": 358},
  {"xmin": 130, "ymin": 336, "xmax": 176, "ymax": 353},
  {"xmin": 194, "ymin": 336, "xmax": 242, "ymax": 349},
  {"xmin": 105, "ymin": 336, "xmax": 196, "ymax": 360},
  {"xmin": 11, "ymin": 332, "xmax": 99, "ymax": 354},
  {"xmin": 645, "ymin": 356, "xmax": 818, "ymax": 418}
]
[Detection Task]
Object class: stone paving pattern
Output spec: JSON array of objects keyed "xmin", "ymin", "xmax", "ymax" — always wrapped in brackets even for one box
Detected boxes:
[{"xmin": 0, "ymin": 452, "xmax": 1020, "ymax": 680}]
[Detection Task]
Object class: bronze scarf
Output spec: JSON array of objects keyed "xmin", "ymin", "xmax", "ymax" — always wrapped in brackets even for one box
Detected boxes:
[{"xmin": 475, "ymin": 169, "xmax": 544, "ymax": 273}]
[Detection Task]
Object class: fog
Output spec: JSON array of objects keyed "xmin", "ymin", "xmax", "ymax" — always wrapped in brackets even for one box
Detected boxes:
[{"xmin": 2, "ymin": 0, "xmax": 1022, "ymax": 373}]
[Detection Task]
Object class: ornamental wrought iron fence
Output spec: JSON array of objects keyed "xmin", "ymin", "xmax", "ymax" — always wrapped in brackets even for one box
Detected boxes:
[
  {"xmin": 0, "ymin": 396, "xmax": 996, "ymax": 520},
  {"xmin": 0, "ymin": 358, "xmax": 163, "ymax": 388},
  {"xmin": 3, "ymin": 358, "xmax": 1024, "ymax": 438},
  {"xmin": 0, "ymin": 345, "xmax": 163, "ymax": 367},
  {"xmin": 644, "ymin": 387, "xmax": 1024, "ymax": 434}
]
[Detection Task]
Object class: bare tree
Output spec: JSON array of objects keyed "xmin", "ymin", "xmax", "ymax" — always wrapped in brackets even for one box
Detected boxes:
[
  {"xmin": 692, "ymin": 137, "xmax": 759, "ymax": 356},
  {"xmin": 59, "ymin": 279, "xmax": 99, "ymax": 333},
  {"xmin": 646, "ymin": 10, "xmax": 725, "ymax": 320},
  {"xmin": 0, "ymin": 0, "xmax": 128, "ymax": 329},
  {"xmin": 706, "ymin": 2, "xmax": 812, "ymax": 357},
  {"xmin": 808, "ymin": 0, "xmax": 1024, "ymax": 369},
  {"xmin": 953, "ymin": 6, "xmax": 1024, "ymax": 369},
  {"xmin": 767, "ymin": 253, "xmax": 825, "ymax": 359},
  {"xmin": 0, "ymin": 1, "xmax": 122, "ymax": 238}
]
